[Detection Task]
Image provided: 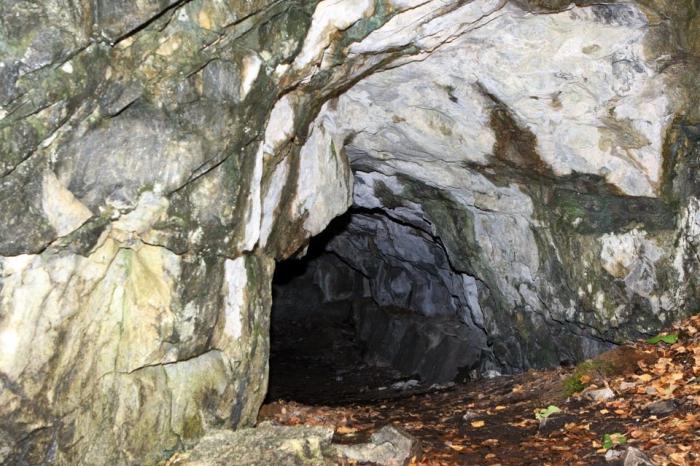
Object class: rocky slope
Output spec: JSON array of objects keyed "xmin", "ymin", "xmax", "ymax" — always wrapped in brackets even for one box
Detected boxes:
[{"xmin": 0, "ymin": 0, "xmax": 698, "ymax": 464}]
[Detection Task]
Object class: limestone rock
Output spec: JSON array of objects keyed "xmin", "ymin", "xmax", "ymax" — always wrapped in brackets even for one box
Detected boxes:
[
  {"xmin": 584, "ymin": 387, "xmax": 616, "ymax": 402},
  {"xmin": 0, "ymin": 0, "xmax": 698, "ymax": 464},
  {"xmin": 336, "ymin": 425, "xmax": 418, "ymax": 466},
  {"xmin": 301, "ymin": 0, "xmax": 700, "ymax": 371},
  {"xmin": 623, "ymin": 447, "xmax": 656, "ymax": 466},
  {"xmin": 165, "ymin": 423, "xmax": 336, "ymax": 466},
  {"xmin": 605, "ymin": 449, "xmax": 625, "ymax": 462}
]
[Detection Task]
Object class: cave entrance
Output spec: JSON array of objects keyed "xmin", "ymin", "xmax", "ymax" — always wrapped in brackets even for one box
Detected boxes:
[{"xmin": 266, "ymin": 210, "xmax": 491, "ymax": 405}]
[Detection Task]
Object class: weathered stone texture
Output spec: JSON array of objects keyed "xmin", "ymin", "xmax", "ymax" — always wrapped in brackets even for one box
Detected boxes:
[{"xmin": 0, "ymin": 0, "xmax": 698, "ymax": 464}]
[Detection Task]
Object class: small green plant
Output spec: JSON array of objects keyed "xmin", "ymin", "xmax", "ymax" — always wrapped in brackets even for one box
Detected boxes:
[
  {"xmin": 646, "ymin": 333, "xmax": 678, "ymax": 345},
  {"xmin": 602, "ymin": 433, "xmax": 627, "ymax": 450},
  {"xmin": 534, "ymin": 405, "xmax": 561, "ymax": 421},
  {"xmin": 564, "ymin": 376, "xmax": 586, "ymax": 396},
  {"xmin": 563, "ymin": 359, "xmax": 614, "ymax": 396}
]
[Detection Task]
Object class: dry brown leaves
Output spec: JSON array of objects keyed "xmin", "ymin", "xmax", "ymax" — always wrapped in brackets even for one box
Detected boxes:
[{"xmin": 259, "ymin": 314, "xmax": 700, "ymax": 465}]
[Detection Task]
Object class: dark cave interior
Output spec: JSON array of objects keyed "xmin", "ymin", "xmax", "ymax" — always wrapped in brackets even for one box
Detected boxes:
[{"xmin": 266, "ymin": 211, "xmax": 490, "ymax": 405}]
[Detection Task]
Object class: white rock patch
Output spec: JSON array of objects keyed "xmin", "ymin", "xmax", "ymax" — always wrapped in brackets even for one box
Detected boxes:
[
  {"xmin": 599, "ymin": 228, "xmax": 663, "ymax": 298},
  {"xmin": 262, "ymin": 95, "xmax": 296, "ymax": 156},
  {"xmin": 293, "ymin": 110, "xmax": 353, "ymax": 237},
  {"xmin": 293, "ymin": 0, "xmax": 375, "ymax": 70},
  {"xmin": 111, "ymin": 191, "xmax": 169, "ymax": 239},
  {"xmin": 241, "ymin": 145, "xmax": 264, "ymax": 252},
  {"xmin": 337, "ymin": 2, "xmax": 675, "ymax": 197},
  {"xmin": 222, "ymin": 257, "xmax": 248, "ymax": 340},
  {"xmin": 600, "ymin": 229, "xmax": 662, "ymax": 279},
  {"xmin": 42, "ymin": 170, "xmax": 93, "ymax": 236},
  {"xmin": 240, "ymin": 54, "xmax": 262, "ymax": 99},
  {"xmin": 260, "ymin": 158, "xmax": 289, "ymax": 247}
]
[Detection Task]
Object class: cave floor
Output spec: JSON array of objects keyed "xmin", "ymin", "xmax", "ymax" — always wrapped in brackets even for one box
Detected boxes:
[
  {"xmin": 266, "ymin": 302, "xmax": 448, "ymax": 406},
  {"xmin": 259, "ymin": 314, "xmax": 700, "ymax": 465}
]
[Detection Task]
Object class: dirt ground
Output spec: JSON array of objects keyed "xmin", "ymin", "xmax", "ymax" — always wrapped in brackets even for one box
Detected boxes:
[{"xmin": 259, "ymin": 314, "xmax": 700, "ymax": 465}]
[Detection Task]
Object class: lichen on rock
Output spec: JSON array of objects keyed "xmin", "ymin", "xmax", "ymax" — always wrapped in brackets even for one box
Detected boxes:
[{"xmin": 0, "ymin": 0, "xmax": 698, "ymax": 464}]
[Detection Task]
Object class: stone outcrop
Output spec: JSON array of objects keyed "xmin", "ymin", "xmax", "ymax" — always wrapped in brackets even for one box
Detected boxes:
[
  {"xmin": 165, "ymin": 423, "xmax": 417, "ymax": 466},
  {"xmin": 164, "ymin": 423, "xmax": 336, "ymax": 466},
  {"xmin": 1, "ymin": 0, "xmax": 698, "ymax": 464},
  {"xmin": 336, "ymin": 425, "xmax": 418, "ymax": 466}
]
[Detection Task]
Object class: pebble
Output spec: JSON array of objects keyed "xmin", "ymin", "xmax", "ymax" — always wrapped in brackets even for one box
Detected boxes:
[
  {"xmin": 623, "ymin": 446, "xmax": 655, "ymax": 466},
  {"xmin": 619, "ymin": 381, "xmax": 637, "ymax": 391},
  {"xmin": 605, "ymin": 449, "xmax": 624, "ymax": 462},
  {"xmin": 584, "ymin": 387, "xmax": 615, "ymax": 402},
  {"xmin": 645, "ymin": 399, "xmax": 677, "ymax": 416},
  {"xmin": 391, "ymin": 379, "xmax": 420, "ymax": 390}
]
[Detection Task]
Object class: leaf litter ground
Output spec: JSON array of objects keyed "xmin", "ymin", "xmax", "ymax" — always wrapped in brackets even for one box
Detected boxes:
[{"xmin": 259, "ymin": 314, "xmax": 700, "ymax": 465}]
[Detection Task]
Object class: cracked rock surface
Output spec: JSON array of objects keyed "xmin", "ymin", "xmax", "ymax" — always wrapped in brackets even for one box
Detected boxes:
[{"xmin": 0, "ymin": 0, "xmax": 699, "ymax": 464}]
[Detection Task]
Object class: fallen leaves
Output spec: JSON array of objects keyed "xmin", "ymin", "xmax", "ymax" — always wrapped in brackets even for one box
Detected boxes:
[
  {"xmin": 481, "ymin": 438, "xmax": 499, "ymax": 447},
  {"xmin": 258, "ymin": 314, "xmax": 700, "ymax": 465},
  {"xmin": 508, "ymin": 419, "xmax": 532, "ymax": 428},
  {"xmin": 601, "ymin": 432, "xmax": 626, "ymax": 450},
  {"xmin": 564, "ymin": 422, "xmax": 589, "ymax": 432},
  {"xmin": 336, "ymin": 426, "xmax": 358, "ymax": 434}
]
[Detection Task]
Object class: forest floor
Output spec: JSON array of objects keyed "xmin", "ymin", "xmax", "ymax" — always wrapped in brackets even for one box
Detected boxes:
[{"xmin": 258, "ymin": 314, "xmax": 700, "ymax": 465}]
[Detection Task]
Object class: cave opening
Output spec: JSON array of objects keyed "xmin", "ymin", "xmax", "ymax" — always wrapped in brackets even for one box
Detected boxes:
[{"xmin": 267, "ymin": 208, "xmax": 493, "ymax": 406}]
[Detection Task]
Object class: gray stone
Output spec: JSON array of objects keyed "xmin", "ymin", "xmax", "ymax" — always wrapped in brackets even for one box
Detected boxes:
[
  {"xmin": 623, "ymin": 447, "xmax": 656, "ymax": 466},
  {"xmin": 53, "ymin": 103, "xmax": 206, "ymax": 211},
  {"xmin": 584, "ymin": 387, "xmax": 616, "ymax": 403},
  {"xmin": 202, "ymin": 59, "xmax": 241, "ymax": 104},
  {"xmin": 165, "ymin": 423, "xmax": 336, "ymax": 466},
  {"xmin": 606, "ymin": 449, "xmax": 625, "ymax": 462},
  {"xmin": 337, "ymin": 425, "xmax": 418, "ymax": 466},
  {"xmin": 645, "ymin": 399, "xmax": 678, "ymax": 416},
  {"xmin": 391, "ymin": 379, "xmax": 421, "ymax": 390},
  {"xmin": 95, "ymin": 0, "xmax": 181, "ymax": 42}
]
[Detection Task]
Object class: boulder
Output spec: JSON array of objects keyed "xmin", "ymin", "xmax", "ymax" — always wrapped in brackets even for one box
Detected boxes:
[
  {"xmin": 165, "ymin": 423, "xmax": 335, "ymax": 466},
  {"xmin": 336, "ymin": 425, "xmax": 419, "ymax": 466}
]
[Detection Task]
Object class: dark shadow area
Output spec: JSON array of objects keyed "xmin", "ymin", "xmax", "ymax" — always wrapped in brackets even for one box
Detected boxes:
[
  {"xmin": 267, "ymin": 213, "xmax": 409, "ymax": 406},
  {"xmin": 266, "ymin": 211, "xmax": 489, "ymax": 406}
]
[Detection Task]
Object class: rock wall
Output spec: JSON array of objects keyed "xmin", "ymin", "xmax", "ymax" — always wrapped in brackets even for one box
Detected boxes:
[
  {"xmin": 309, "ymin": 0, "xmax": 700, "ymax": 370},
  {"xmin": 0, "ymin": 1, "xmax": 353, "ymax": 464},
  {"xmin": 0, "ymin": 0, "xmax": 698, "ymax": 464}
]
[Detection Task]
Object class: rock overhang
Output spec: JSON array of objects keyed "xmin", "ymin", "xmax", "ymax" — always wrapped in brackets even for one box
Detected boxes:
[{"xmin": 0, "ymin": 0, "xmax": 698, "ymax": 464}]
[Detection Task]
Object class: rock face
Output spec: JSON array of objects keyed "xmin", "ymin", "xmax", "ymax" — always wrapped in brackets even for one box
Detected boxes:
[
  {"xmin": 165, "ymin": 423, "xmax": 336, "ymax": 466},
  {"xmin": 166, "ymin": 423, "xmax": 417, "ymax": 466},
  {"xmin": 0, "ymin": 0, "xmax": 698, "ymax": 464},
  {"xmin": 353, "ymin": 301, "xmax": 486, "ymax": 383}
]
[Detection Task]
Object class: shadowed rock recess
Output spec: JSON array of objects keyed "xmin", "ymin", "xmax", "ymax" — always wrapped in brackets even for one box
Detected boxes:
[{"xmin": 0, "ymin": 0, "xmax": 698, "ymax": 464}]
